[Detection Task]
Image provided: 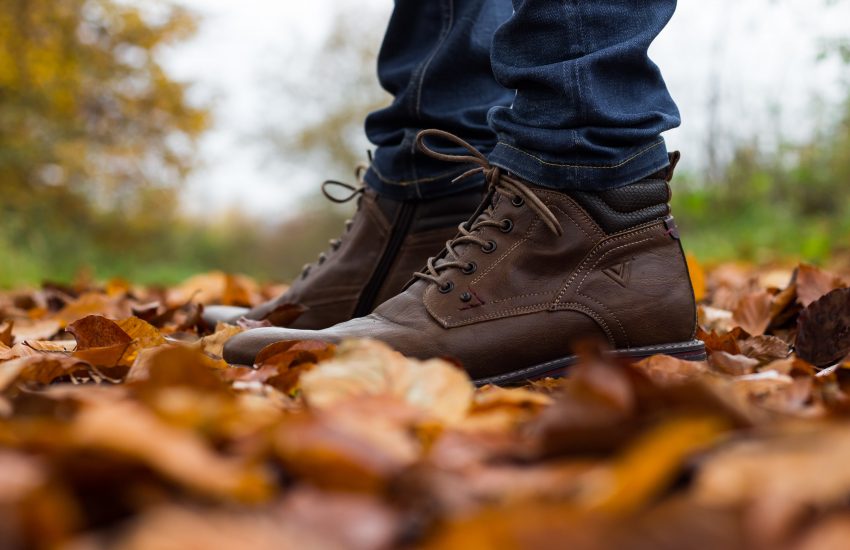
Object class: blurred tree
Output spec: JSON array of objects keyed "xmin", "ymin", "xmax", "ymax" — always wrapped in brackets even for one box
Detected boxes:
[
  {"xmin": 0, "ymin": 0, "xmax": 208, "ymax": 208},
  {"xmin": 260, "ymin": 5, "xmax": 390, "ymax": 179},
  {"xmin": 0, "ymin": 0, "xmax": 213, "ymax": 285}
]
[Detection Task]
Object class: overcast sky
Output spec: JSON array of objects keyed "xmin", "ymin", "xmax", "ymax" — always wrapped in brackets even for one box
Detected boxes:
[{"xmin": 162, "ymin": 0, "xmax": 850, "ymax": 217}]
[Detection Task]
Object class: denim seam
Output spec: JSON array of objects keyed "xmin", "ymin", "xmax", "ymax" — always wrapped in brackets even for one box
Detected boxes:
[
  {"xmin": 493, "ymin": 138, "xmax": 666, "ymax": 169},
  {"xmin": 570, "ymin": 0, "xmax": 585, "ymax": 150},
  {"xmin": 414, "ymin": 0, "xmax": 454, "ymax": 118},
  {"xmin": 405, "ymin": 0, "xmax": 454, "ymax": 192},
  {"xmin": 368, "ymin": 163, "xmax": 468, "ymax": 187}
]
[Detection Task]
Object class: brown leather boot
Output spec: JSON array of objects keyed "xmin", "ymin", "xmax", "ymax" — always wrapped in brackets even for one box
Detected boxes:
[
  {"xmin": 224, "ymin": 131, "xmax": 705, "ymax": 385},
  {"xmin": 203, "ymin": 172, "xmax": 484, "ymax": 329}
]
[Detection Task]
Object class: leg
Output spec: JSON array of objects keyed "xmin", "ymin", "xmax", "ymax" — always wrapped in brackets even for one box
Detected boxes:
[
  {"xmin": 487, "ymin": 0, "xmax": 681, "ymax": 191},
  {"xmin": 204, "ymin": 0, "xmax": 511, "ymax": 329},
  {"xmin": 365, "ymin": 0, "xmax": 514, "ymax": 199},
  {"xmin": 225, "ymin": 1, "xmax": 703, "ymax": 382}
]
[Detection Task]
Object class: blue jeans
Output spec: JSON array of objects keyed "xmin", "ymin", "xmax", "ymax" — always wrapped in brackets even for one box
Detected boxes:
[{"xmin": 364, "ymin": 0, "xmax": 681, "ymax": 199}]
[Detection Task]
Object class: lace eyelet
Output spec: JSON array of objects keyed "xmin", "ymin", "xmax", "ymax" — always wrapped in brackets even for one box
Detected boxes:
[
  {"xmin": 511, "ymin": 196, "xmax": 525, "ymax": 207},
  {"xmin": 481, "ymin": 241, "xmax": 497, "ymax": 254},
  {"xmin": 462, "ymin": 262, "xmax": 477, "ymax": 275},
  {"xmin": 460, "ymin": 292, "xmax": 472, "ymax": 303},
  {"xmin": 500, "ymin": 219, "xmax": 514, "ymax": 233},
  {"xmin": 318, "ymin": 253, "xmax": 327, "ymax": 265},
  {"xmin": 439, "ymin": 281, "xmax": 455, "ymax": 294}
]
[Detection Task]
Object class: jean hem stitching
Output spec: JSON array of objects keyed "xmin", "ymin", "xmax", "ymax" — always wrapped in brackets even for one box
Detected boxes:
[{"xmin": 492, "ymin": 138, "xmax": 666, "ymax": 170}]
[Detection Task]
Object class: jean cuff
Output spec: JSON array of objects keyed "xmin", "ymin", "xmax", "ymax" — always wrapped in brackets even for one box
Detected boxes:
[
  {"xmin": 364, "ymin": 165, "xmax": 486, "ymax": 201},
  {"xmin": 488, "ymin": 138, "xmax": 672, "ymax": 192}
]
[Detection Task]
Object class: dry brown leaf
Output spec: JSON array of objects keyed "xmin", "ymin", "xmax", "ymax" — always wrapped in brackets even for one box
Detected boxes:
[
  {"xmin": 686, "ymin": 253, "xmax": 707, "ymax": 302},
  {"xmin": 222, "ymin": 274, "xmax": 253, "ymax": 307},
  {"xmin": 194, "ymin": 324, "xmax": 244, "ymax": 357},
  {"xmin": 710, "ymin": 351, "xmax": 759, "ymax": 376},
  {"xmin": 67, "ymin": 315, "xmax": 132, "ymax": 350},
  {"xmin": 0, "ymin": 321, "xmax": 13, "ymax": 347},
  {"xmin": 112, "ymin": 506, "xmax": 336, "ymax": 550},
  {"xmin": 71, "ymin": 400, "xmax": 271, "ymax": 502},
  {"xmin": 10, "ymin": 319, "xmax": 62, "ymax": 342},
  {"xmin": 577, "ymin": 416, "xmax": 727, "ymax": 515},
  {"xmin": 633, "ymin": 355, "xmax": 710, "ymax": 387},
  {"xmin": 73, "ymin": 343, "xmax": 132, "ymax": 368},
  {"xmin": 116, "ymin": 317, "xmax": 168, "ymax": 366},
  {"xmin": 796, "ymin": 288, "xmax": 850, "ymax": 368},
  {"xmin": 300, "ymin": 339, "xmax": 474, "ymax": 425},
  {"xmin": 274, "ymin": 403, "xmax": 421, "ymax": 493},
  {"xmin": 694, "ymin": 425, "xmax": 850, "ymax": 543},
  {"xmin": 125, "ymin": 345, "xmax": 229, "ymax": 386},
  {"xmin": 797, "ymin": 264, "xmax": 847, "ymax": 307},
  {"xmin": 0, "ymin": 355, "xmax": 91, "ymax": 389},
  {"xmin": 732, "ymin": 291, "xmax": 773, "ymax": 336},
  {"xmin": 697, "ymin": 327, "xmax": 745, "ymax": 355},
  {"xmin": 738, "ymin": 335, "xmax": 791, "ymax": 363},
  {"xmin": 55, "ymin": 292, "xmax": 131, "ymax": 326}
]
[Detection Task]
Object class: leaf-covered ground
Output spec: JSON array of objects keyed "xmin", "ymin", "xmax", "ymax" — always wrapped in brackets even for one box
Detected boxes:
[{"xmin": 1, "ymin": 261, "xmax": 850, "ymax": 550}]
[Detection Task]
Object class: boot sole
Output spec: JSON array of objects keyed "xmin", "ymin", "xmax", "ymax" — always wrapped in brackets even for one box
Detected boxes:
[{"xmin": 474, "ymin": 339, "xmax": 707, "ymax": 387}]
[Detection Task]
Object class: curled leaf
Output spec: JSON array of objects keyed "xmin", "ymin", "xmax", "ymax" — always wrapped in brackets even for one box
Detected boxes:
[{"xmin": 796, "ymin": 288, "xmax": 850, "ymax": 368}]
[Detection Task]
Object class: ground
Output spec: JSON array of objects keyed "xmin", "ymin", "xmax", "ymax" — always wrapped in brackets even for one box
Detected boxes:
[{"xmin": 0, "ymin": 261, "xmax": 849, "ymax": 549}]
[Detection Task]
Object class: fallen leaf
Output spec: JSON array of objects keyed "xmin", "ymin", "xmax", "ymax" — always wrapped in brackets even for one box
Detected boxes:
[
  {"xmin": 577, "ymin": 416, "xmax": 727, "ymax": 515},
  {"xmin": 125, "ymin": 345, "xmax": 229, "ymax": 386},
  {"xmin": 73, "ymin": 343, "xmax": 132, "ymax": 368},
  {"xmin": 194, "ymin": 324, "xmax": 244, "ymax": 357},
  {"xmin": 71, "ymin": 400, "xmax": 271, "ymax": 502},
  {"xmin": 0, "ymin": 321, "xmax": 12, "ymax": 347},
  {"xmin": 116, "ymin": 317, "xmax": 167, "ymax": 365},
  {"xmin": 737, "ymin": 335, "xmax": 791, "ymax": 363},
  {"xmin": 796, "ymin": 264, "xmax": 847, "ymax": 307},
  {"xmin": 633, "ymin": 355, "xmax": 710, "ymax": 387},
  {"xmin": 687, "ymin": 254, "xmax": 707, "ymax": 302},
  {"xmin": 10, "ymin": 319, "xmax": 61, "ymax": 342},
  {"xmin": 55, "ymin": 293, "xmax": 131, "ymax": 326},
  {"xmin": 300, "ymin": 340, "xmax": 474, "ymax": 425},
  {"xmin": 710, "ymin": 351, "xmax": 759, "ymax": 376},
  {"xmin": 732, "ymin": 291, "xmax": 773, "ymax": 336},
  {"xmin": 67, "ymin": 315, "xmax": 132, "ymax": 350},
  {"xmin": 796, "ymin": 288, "xmax": 850, "ymax": 367},
  {"xmin": 222, "ymin": 274, "xmax": 253, "ymax": 307}
]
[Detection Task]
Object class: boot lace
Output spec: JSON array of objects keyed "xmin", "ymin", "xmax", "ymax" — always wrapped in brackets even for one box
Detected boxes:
[
  {"xmin": 412, "ymin": 130, "xmax": 563, "ymax": 290},
  {"xmin": 300, "ymin": 164, "xmax": 368, "ymax": 279}
]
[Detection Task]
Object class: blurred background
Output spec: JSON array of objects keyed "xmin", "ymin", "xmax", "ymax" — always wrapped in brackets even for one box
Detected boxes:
[{"xmin": 1, "ymin": 0, "xmax": 849, "ymax": 287}]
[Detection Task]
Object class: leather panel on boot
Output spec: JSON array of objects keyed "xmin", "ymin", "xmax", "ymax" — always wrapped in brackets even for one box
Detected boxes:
[
  {"xmin": 554, "ymin": 219, "xmax": 698, "ymax": 348},
  {"xmin": 247, "ymin": 189, "xmax": 392, "ymax": 330},
  {"xmin": 422, "ymin": 190, "xmax": 603, "ymax": 328}
]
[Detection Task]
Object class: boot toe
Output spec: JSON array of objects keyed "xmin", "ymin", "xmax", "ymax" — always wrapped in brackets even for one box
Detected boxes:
[
  {"xmin": 202, "ymin": 305, "xmax": 250, "ymax": 327},
  {"xmin": 223, "ymin": 327, "xmax": 334, "ymax": 366}
]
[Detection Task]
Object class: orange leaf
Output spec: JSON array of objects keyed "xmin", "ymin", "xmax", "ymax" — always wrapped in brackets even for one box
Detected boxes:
[
  {"xmin": 796, "ymin": 264, "xmax": 847, "ymax": 308},
  {"xmin": 686, "ymin": 253, "xmax": 707, "ymax": 302},
  {"xmin": 732, "ymin": 291, "xmax": 773, "ymax": 336},
  {"xmin": 66, "ymin": 315, "xmax": 132, "ymax": 350}
]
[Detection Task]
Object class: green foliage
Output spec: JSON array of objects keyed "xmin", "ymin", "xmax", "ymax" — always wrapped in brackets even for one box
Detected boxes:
[
  {"xmin": 675, "ymin": 96, "xmax": 850, "ymax": 264},
  {"xmin": 0, "ymin": 0, "xmax": 211, "ymax": 286}
]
